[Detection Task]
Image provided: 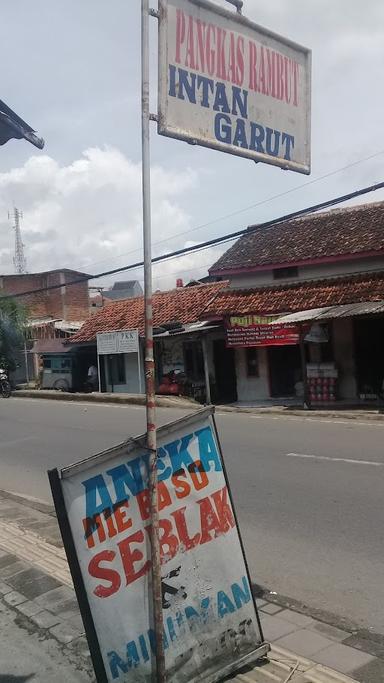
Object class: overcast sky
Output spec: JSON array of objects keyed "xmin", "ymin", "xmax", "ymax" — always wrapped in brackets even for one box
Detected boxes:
[{"xmin": 1, "ymin": 0, "xmax": 384, "ymax": 290}]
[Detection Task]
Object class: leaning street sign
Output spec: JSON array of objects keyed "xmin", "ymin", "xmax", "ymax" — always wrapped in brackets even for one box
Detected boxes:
[
  {"xmin": 48, "ymin": 408, "xmax": 268, "ymax": 682},
  {"xmin": 158, "ymin": 0, "xmax": 311, "ymax": 174}
]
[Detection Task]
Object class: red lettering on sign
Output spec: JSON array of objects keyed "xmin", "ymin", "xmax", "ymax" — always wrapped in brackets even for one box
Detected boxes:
[
  {"xmin": 104, "ymin": 510, "xmax": 117, "ymax": 539},
  {"xmin": 172, "ymin": 471, "xmax": 191, "ymax": 499},
  {"xmin": 211, "ymin": 486, "xmax": 235, "ymax": 532},
  {"xmin": 196, "ymin": 19, "xmax": 206, "ymax": 71},
  {"xmin": 114, "ymin": 501, "xmax": 133, "ymax": 534},
  {"xmin": 185, "ymin": 15, "xmax": 196, "ymax": 69},
  {"xmin": 118, "ymin": 531, "xmax": 151, "ymax": 585},
  {"xmin": 236, "ymin": 36, "xmax": 245, "ymax": 86},
  {"xmin": 171, "ymin": 506, "xmax": 201, "ymax": 551},
  {"xmin": 198, "ymin": 495, "xmax": 224, "ymax": 544},
  {"xmin": 159, "ymin": 518, "xmax": 179, "ymax": 563},
  {"xmin": 88, "ymin": 550, "xmax": 121, "ymax": 598},
  {"xmin": 216, "ymin": 28, "xmax": 227, "ymax": 80},
  {"xmin": 175, "ymin": 9, "xmax": 185, "ymax": 64},
  {"xmin": 206, "ymin": 24, "xmax": 216, "ymax": 76},
  {"xmin": 83, "ymin": 514, "xmax": 106, "ymax": 549},
  {"xmin": 188, "ymin": 460, "xmax": 209, "ymax": 491}
]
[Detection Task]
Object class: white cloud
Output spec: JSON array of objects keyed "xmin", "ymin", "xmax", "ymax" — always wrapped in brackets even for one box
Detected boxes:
[{"xmin": 0, "ymin": 147, "xmax": 215, "ymax": 290}]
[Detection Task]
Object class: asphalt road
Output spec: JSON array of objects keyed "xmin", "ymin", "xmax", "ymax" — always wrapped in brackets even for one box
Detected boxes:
[{"xmin": 1, "ymin": 397, "xmax": 383, "ymax": 636}]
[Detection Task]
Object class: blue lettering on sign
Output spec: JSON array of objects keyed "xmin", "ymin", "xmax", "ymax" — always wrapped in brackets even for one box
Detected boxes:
[
  {"xmin": 107, "ymin": 576, "xmax": 254, "ymax": 679},
  {"xmin": 82, "ymin": 426, "xmax": 222, "ymax": 520},
  {"xmin": 167, "ymin": 64, "xmax": 295, "ymax": 161}
]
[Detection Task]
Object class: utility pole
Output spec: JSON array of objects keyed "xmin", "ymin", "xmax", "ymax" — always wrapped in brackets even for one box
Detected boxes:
[
  {"xmin": 141, "ymin": 1, "xmax": 166, "ymax": 680},
  {"xmin": 11, "ymin": 207, "xmax": 27, "ymax": 274}
]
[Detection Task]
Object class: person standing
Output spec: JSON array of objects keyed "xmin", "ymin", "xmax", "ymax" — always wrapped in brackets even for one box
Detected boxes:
[{"xmin": 87, "ymin": 364, "xmax": 98, "ymax": 391}]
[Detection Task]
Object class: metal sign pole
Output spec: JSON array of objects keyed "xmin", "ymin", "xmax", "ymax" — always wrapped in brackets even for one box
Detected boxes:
[
  {"xmin": 141, "ymin": 1, "xmax": 166, "ymax": 681},
  {"xmin": 97, "ymin": 352, "xmax": 101, "ymax": 393},
  {"xmin": 138, "ymin": 345, "xmax": 143, "ymax": 394}
]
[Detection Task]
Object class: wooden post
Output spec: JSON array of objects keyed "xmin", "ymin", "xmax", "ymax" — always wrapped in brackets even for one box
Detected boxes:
[
  {"xmin": 202, "ymin": 336, "xmax": 211, "ymax": 404},
  {"xmin": 299, "ymin": 326, "xmax": 310, "ymax": 410}
]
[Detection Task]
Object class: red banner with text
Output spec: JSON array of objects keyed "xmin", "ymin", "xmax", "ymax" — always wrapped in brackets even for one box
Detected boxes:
[{"xmin": 226, "ymin": 315, "xmax": 300, "ymax": 348}]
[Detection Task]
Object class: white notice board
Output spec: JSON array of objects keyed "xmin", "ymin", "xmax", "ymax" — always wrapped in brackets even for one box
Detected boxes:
[
  {"xmin": 158, "ymin": 0, "xmax": 311, "ymax": 174},
  {"xmin": 97, "ymin": 330, "xmax": 139, "ymax": 355}
]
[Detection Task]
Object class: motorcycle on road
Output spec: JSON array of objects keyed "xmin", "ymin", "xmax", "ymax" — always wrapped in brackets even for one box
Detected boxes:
[{"xmin": 0, "ymin": 369, "xmax": 11, "ymax": 398}]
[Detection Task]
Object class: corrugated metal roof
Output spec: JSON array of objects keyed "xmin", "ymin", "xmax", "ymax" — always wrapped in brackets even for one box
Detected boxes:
[
  {"xmin": 271, "ymin": 300, "xmax": 384, "ymax": 325},
  {"xmin": 154, "ymin": 322, "xmax": 220, "ymax": 338}
]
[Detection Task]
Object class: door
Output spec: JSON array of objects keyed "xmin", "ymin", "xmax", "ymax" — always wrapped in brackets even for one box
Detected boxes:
[
  {"xmin": 268, "ymin": 345, "xmax": 301, "ymax": 397},
  {"xmin": 213, "ymin": 339, "xmax": 237, "ymax": 403},
  {"xmin": 354, "ymin": 317, "xmax": 384, "ymax": 396}
]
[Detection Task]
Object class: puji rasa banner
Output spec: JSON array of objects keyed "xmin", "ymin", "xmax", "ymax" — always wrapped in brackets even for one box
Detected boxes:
[{"xmin": 226, "ymin": 315, "xmax": 300, "ymax": 347}]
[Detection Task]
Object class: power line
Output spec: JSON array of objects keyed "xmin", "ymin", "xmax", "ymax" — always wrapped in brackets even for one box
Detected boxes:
[
  {"xmin": 68, "ymin": 148, "xmax": 384, "ymax": 274},
  {"xmin": 2, "ymin": 179, "xmax": 384, "ymax": 302}
]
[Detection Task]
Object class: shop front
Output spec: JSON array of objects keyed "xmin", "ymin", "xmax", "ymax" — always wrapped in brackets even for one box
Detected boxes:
[
  {"xmin": 154, "ymin": 323, "xmax": 226, "ymax": 404},
  {"xmin": 225, "ymin": 314, "xmax": 303, "ymax": 403},
  {"xmin": 274, "ymin": 302, "xmax": 384, "ymax": 405}
]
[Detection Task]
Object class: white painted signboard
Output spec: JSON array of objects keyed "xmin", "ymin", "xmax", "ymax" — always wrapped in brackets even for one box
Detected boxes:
[
  {"xmin": 97, "ymin": 330, "xmax": 139, "ymax": 355},
  {"xmin": 50, "ymin": 409, "xmax": 267, "ymax": 682},
  {"xmin": 158, "ymin": 0, "xmax": 311, "ymax": 173}
]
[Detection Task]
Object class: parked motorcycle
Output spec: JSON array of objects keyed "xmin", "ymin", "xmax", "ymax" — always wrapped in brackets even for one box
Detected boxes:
[
  {"xmin": 0, "ymin": 369, "xmax": 11, "ymax": 398},
  {"xmin": 158, "ymin": 369, "xmax": 188, "ymax": 396}
]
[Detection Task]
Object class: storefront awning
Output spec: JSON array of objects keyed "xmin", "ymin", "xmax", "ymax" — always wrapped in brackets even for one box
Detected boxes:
[
  {"xmin": 31, "ymin": 339, "xmax": 74, "ymax": 354},
  {"xmin": 154, "ymin": 322, "xmax": 220, "ymax": 338},
  {"xmin": 271, "ymin": 300, "xmax": 384, "ymax": 325}
]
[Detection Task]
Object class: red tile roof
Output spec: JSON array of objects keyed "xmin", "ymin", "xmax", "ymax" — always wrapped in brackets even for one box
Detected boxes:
[
  {"xmin": 210, "ymin": 201, "xmax": 384, "ymax": 273},
  {"xmin": 202, "ymin": 272, "xmax": 384, "ymax": 318},
  {"xmin": 70, "ymin": 282, "xmax": 227, "ymax": 343}
]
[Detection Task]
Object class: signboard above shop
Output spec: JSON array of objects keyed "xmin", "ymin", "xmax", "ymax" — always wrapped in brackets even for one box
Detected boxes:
[
  {"xmin": 158, "ymin": 0, "xmax": 311, "ymax": 173},
  {"xmin": 226, "ymin": 315, "xmax": 300, "ymax": 347},
  {"xmin": 96, "ymin": 330, "xmax": 139, "ymax": 355}
]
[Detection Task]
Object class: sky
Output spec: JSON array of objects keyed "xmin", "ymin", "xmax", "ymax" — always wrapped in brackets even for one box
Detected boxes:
[{"xmin": 1, "ymin": 0, "xmax": 384, "ymax": 291}]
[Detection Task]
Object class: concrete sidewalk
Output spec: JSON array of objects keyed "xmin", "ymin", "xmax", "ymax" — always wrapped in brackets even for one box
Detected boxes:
[
  {"xmin": 0, "ymin": 491, "xmax": 382, "ymax": 682},
  {"xmin": 13, "ymin": 388, "xmax": 384, "ymax": 422}
]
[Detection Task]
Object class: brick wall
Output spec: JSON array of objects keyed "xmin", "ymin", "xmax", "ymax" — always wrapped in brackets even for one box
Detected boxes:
[{"xmin": 0, "ymin": 270, "xmax": 90, "ymax": 321}]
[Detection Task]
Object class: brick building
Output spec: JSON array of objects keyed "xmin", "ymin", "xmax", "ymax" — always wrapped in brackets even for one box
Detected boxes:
[
  {"xmin": 0, "ymin": 269, "xmax": 91, "ymax": 384},
  {"xmin": 0, "ymin": 269, "xmax": 90, "ymax": 321}
]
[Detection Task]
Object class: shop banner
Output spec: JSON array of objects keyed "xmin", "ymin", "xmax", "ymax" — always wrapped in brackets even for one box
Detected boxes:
[
  {"xmin": 226, "ymin": 315, "xmax": 300, "ymax": 347},
  {"xmin": 158, "ymin": 0, "xmax": 311, "ymax": 174},
  {"xmin": 49, "ymin": 408, "xmax": 266, "ymax": 683}
]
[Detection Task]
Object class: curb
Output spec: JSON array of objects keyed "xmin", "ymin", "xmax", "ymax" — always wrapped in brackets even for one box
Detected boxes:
[
  {"xmin": 13, "ymin": 389, "xmax": 384, "ymax": 421},
  {"xmin": 13, "ymin": 389, "xmax": 200, "ymax": 410},
  {"xmin": 0, "ymin": 489, "xmax": 55, "ymax": 516},
  {"xmin": 216, "ymin": 404, "xmax": 384, "ymax": 421}
]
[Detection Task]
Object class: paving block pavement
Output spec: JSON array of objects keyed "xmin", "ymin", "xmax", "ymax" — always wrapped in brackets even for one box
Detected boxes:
[{"xmin": 1, "ymin": 489, "xmax": 383, "ymax": 681}]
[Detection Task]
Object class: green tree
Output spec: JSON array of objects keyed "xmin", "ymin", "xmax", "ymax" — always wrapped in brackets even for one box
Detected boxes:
[{"xmin": 0, "ymin": 296, "xmax": 27, "ymax": 371}]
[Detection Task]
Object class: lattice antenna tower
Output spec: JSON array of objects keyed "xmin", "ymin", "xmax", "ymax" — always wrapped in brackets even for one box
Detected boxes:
[{"xmin": 9, "ymin": 207, "xmax": 27, "ymax": 274}]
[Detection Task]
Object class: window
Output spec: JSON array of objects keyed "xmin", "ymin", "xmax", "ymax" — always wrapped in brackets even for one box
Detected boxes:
[
  {"xmin": 246, "ymin": 348, "xmax": 259, "ymax": 377},
  {"xmin": 43, "ymin": 358, "xmax": 51, "ymax": 369},
  {"xmin": 109, "ymin": 354, "xmax": 126, "ymax": 385},
  {"xmin": 273, "ymin": 266, "xmax": 298, "ymax": 280}
]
